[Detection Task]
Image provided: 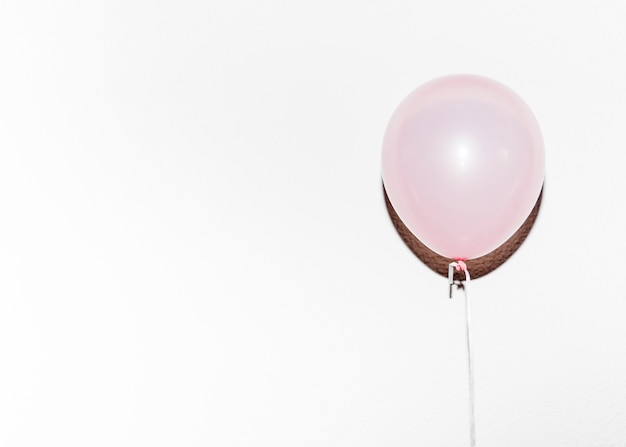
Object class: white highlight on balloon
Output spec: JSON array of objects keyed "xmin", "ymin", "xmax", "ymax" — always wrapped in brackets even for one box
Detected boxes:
[{"xmin": 456, "ymin": 142, "xmax": 470, "ymax": 168}]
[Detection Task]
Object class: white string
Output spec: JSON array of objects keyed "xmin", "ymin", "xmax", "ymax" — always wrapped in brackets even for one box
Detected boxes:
[
  {"xmin": 449, "ymin": 262, "xmax": 475, "ymax": 447},
  {"xmin": 464, "ymin": 269, "xmax": 475, "ymax": 447}
]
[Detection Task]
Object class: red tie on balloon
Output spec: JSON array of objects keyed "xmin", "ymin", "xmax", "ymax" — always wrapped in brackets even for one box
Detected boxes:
[{"xmin": 382, "ymin": 74, "xmax": 545, "ymax": 447}]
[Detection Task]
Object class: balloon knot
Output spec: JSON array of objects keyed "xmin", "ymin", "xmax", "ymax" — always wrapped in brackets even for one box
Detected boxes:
[{"xmin": 455, "ymin": 260, "xmax": 467, "ymax": 272}]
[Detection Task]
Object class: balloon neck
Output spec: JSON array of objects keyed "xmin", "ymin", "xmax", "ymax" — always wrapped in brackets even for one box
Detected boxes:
[{"xmin": 454, "ymin": 260, "xmax": 468, "ymax": 272}]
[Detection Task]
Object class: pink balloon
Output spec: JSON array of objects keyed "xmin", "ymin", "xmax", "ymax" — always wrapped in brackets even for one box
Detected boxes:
[{"xmin": 382, "ymin": 74, "xmax": 544, "ymax": 260}]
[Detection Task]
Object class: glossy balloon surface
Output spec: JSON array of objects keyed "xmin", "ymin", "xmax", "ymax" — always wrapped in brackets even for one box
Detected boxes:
[{"xmin": 382, "ymin": 74, "xmax": 544, "ymax": 260}]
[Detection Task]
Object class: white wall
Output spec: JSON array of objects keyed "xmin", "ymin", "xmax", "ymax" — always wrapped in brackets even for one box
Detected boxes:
[{"xmin": 1, "ymin": 1, "xmax": 625, "ymax": 446}]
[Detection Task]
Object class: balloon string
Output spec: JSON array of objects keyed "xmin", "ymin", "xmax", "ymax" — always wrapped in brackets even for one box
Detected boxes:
[
  {"xmin": 449, "ymin": 261, "xmax": 475, "ymax": 447},
  {"xmin": 464, "ymin": 267, "xmax": 475, "ymax": 447}
]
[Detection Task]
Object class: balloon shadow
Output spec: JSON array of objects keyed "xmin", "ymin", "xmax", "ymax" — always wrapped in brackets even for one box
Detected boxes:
[{"xmin": 383, "ymin": 182, "xmax": 544, "ymax": 280}]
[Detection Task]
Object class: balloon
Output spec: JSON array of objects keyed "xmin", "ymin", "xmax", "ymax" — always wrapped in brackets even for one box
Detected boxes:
[{"xmin": 382, "ymin": 74, "xmax": 544, "ymax": 260}]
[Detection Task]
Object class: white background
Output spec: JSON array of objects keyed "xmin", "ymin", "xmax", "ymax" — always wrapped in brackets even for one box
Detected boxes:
[{"xmin": 1, "ymin": 1, "xmax": 625, "ymax": 446}]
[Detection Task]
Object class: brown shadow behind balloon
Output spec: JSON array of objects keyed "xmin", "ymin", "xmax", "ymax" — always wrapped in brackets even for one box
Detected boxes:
[{"xmin": 383, "ymin": 182, "xmax": 543, "ymax": 280}]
